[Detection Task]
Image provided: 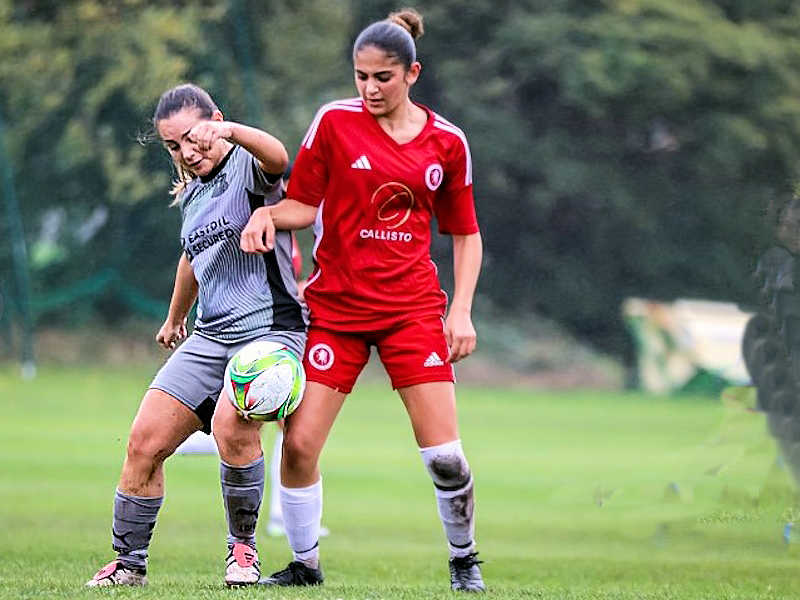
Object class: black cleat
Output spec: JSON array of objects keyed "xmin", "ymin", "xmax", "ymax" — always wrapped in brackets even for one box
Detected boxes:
[
  {"xmin": 258, "ymin": 561, "xmax": 324, "ymax": 586},
  {"xmin": 449, "ymin": 552, "xmax": 486, "ymax": 592}
]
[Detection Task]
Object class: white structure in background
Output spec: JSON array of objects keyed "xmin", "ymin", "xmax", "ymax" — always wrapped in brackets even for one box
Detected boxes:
[
  {"xmin": 623, "ymin": 298, "xmax": 752, "ymax": 394},
  {"xmin": 175, "ymin": 430, "xmax": 218, "ymax": 455}
]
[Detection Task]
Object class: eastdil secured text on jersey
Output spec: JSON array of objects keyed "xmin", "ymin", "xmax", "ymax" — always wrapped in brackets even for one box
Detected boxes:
[{"xmin": 183, "ymin": 215, "xmax": 233, "ymax": 244}]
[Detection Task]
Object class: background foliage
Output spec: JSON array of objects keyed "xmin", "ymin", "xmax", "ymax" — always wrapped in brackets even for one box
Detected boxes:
[{"xmin": 2, "ymin": 0, "xmax": 800, "ymax": 357}]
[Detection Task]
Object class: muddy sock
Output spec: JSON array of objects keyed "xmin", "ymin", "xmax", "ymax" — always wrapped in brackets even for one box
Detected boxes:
[
  {"xmin": 112, "ymin": 489, "xmax": 163, "ymax": 570},
  {"xmin": 220, "ymin": 456, "xmax": 264, "ymax": 547}
]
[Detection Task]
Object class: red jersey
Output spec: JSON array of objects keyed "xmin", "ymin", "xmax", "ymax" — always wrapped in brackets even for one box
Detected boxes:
[{"xmin": 288, "ymin": 98, "xmax": 479, "ymax": 331}]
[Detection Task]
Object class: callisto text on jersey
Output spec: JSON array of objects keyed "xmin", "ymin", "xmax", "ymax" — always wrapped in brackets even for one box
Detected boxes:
[{"xmin": 359, "ymin": 229, "xmax": 413, "ymax": 242}]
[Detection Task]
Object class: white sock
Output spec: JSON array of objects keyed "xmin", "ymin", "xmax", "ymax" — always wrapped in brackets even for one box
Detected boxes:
[
  {"xmin": 268, "ymin": 430, "xmax": 283, "ymax": 525},
  {"xmin": 436, "ymin": 478, "xmax": 476, "ymax": 557},
  {"xmin": 420, "ymin": 440, "xmax": 477, "ymax": 558},
  {"xmin": 280, "ymin": 479, "xmax": 322, "ymax": 568}
]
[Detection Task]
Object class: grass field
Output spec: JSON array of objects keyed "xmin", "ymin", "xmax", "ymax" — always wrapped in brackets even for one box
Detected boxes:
[{"xmin": 1, "ymin": 364, "xmax": 798, "ymax": 599}]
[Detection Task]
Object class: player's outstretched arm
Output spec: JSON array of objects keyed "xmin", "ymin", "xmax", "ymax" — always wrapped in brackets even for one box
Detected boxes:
[
  {"xmin": 156, "ymin": 253, "xmax": 198, "ymax": 350},
  {"xmin": 445, "ymin": 232, "xmax": 483, "ymax": 363},
  {"xmin": 188, "ymin": 119, "xmax": 289, "ymax": 176},
  {"xmin": 241, "ymin": 200, "xmax": 318, "ymax": 254}
]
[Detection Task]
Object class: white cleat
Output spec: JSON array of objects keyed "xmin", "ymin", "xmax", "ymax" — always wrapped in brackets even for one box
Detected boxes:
[
  {"xmin": 85, "ymin": 559, "xmax": 147, "ymax": 587},
  {"xmin": 225, "ymin": 542, "xmax": 261, "ymax": 586}
]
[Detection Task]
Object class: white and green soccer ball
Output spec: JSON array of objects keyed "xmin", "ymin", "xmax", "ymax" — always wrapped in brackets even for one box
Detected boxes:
[{"xmin": 224, "ymin": 341, "xmax": 305, "ymax": 421}]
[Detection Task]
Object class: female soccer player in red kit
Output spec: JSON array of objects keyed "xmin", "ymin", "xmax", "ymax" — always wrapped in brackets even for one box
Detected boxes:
[{"xmin": 242, "ymin": 9, "xmax": 485, "ymax": 592}]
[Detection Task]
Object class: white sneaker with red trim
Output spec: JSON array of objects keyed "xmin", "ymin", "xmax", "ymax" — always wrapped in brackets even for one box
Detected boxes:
[{"xmin": 225, "ymin": 542, "xmax": 261, "ymax": 586}]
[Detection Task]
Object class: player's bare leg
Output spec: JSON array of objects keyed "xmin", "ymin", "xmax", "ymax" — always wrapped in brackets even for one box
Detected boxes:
[
  {"xmin": 87, "ymin": 390, "xmax": 201, "ymax": 587},
  {"xmin": 400, "ymin": 382, "xmax": 485, "ymax": 593},
  {"xmin": 259, "ymin": 382, "xmax": 345, "ymax": 587}
]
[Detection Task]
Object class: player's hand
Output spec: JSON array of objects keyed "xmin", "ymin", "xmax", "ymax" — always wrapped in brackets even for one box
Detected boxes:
[
  {"xmin": 241, "ymin": 206, "xmax": 275, "ymax": 253},
  {"xmin": 156, "ymin": 317, "xmax": 187, "ymax": 350},
  {"xmin": 187, "ymin": 120, "xmax": 233, "ymax": 153},
  {"xmin": 444, "ymin": 307, "xmax": 476, "ymax": 363}
]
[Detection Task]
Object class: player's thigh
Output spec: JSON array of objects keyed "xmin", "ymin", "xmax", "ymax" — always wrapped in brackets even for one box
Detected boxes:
[
  {"xmin": 149, "ymin": 333, "xmax": 231, "ymax": 434},
  {"xmin": 283, "ymin": 381, "xmax": 347, "ymax": 462},
  {"xmin": 397, "ymin": 381, "xmax": 460, "ymax": 448},
  {"xmin": 212, "ymin": 387, "xmax": 264, "ymax": 429},
  {"xmin": 212, "ymin": 387, "xmax": 263, "ymax": 439},
  {"xmin": 377, "ymin": 315, "xmax": 454, "ymax": 391},
  {"xmin": 290, "ymin": 327, "xmax": 370, "ymax": 456},
  {"xmin": 377, "ymin": 316, "xmax": 458, "ymax": 445},
  {"xmin": 212, "ymin": 388, "xmax": 265, "ymax": 464},
  {"xmin": 128, "ymin": 388, "xmax": 203, "ymax": 461}
]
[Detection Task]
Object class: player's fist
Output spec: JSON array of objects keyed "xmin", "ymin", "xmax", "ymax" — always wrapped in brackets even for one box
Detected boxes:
[
  {"xmin": 187, "ymin": 121, "xmax": 233, "ymax": 153},
  {"xmin": 241, "ymin": 206, "xmax": 275, "ymax": 253},
  {"xmin": 444, "ymin": 307, "xmax": 476, "ymax": 363},
  {"xmin": 156, "ymin": 317, "xmax": 187, "ymax": 350}
]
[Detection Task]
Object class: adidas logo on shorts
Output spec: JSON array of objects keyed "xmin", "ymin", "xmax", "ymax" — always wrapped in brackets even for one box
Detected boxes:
[{"xmin": 424, "ymin": 351, "xmax": 445, "ymax": 367}]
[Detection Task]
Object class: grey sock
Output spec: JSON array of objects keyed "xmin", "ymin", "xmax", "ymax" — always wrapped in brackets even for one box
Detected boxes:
[
  {"xmin": 112, "ymin": 489, "xmax": 163, "ymax": 570},
  {"xmin": 220, "ymin": 456, "xmax": 264, "ymax": 547}
]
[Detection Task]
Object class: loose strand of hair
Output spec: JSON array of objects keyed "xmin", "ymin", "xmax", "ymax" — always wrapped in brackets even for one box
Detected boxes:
[{"xmin": 169, "ymin": 163, "xmax": 194, "ymax": 206}]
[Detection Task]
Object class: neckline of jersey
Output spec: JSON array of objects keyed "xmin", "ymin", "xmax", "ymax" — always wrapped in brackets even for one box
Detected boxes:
[
  {"xmin": 199, "ymin": 144, "xmax": 236, "ymax": 183},
  {"xmin": 362, "ymin": 100, "xmax": 434, "ymax": 149}
]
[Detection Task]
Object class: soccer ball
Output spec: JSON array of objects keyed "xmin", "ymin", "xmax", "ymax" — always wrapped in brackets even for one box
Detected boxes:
[{"xmin": 224, "ymin": 341, "xmax": 305, "ymax": 421}]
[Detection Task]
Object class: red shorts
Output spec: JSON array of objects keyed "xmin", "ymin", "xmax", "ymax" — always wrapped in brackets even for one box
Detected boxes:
[{"xmin": 303, "ymin": 315, "xmax": 455, "ymax": 393}]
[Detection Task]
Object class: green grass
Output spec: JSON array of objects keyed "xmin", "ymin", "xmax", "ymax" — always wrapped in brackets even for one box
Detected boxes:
[{"xmin": 0, "ymin": 364, "xmax": 798, "ymax": 599}]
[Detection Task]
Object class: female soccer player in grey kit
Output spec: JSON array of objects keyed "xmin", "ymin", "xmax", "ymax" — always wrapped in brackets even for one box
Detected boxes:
[{"xmin": 85, "ymin": 83, "xmax": 307, "ymax": 588}]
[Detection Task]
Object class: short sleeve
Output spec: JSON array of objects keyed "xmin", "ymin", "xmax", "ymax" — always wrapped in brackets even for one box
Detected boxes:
[
  {"xmin": 245, "ymin": 151, "xmax": 282, "ymax": 198},
  {"xmin": 434, "ymin": 135, "xmax": 479, "ymax": 235},
  {"xmin": 287, "ymin": 109, "xmax": 330, "ymax": 207}
]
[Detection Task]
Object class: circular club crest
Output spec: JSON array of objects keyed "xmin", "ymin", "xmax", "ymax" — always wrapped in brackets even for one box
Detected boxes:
[
  {"xmin": 424, "ymin": 163, "xmax": 444, "ymax": 191},
  {"xmin": 308, "ymin": 343, "xmax": 335, "ymax": 371}
]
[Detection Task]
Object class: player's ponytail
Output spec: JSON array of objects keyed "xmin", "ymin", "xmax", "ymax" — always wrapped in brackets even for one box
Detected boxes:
[
  {"xmin": 353, "ymin": 7, "xmax": 424, "ymax": 69},
  {"xmin": 153, "ymin": 83, "xmax": 219, "ymax": 202}
]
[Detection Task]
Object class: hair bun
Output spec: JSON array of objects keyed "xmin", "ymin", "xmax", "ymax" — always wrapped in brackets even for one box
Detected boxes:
[{"xmin": 388, "ymin": 8, "xmax": 424, "ymax": 40}]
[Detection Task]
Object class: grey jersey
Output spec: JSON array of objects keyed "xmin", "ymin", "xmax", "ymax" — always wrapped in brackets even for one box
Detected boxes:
[{"xmin": 179, "ymin": 145, "xmax": 307, "ymax": 342}]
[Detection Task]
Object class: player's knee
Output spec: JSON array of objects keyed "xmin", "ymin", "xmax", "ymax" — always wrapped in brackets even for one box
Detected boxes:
[
  {"xmin": 213, "ymin": 428, "xmax": 250, "ymax": 460},
  {"xmin": 126, "ymin": 427, "xmax": 170, "ymax": 467},
  {"xmin": 421, "ymin": 440, "xmax": 471, "ymax": 489}
]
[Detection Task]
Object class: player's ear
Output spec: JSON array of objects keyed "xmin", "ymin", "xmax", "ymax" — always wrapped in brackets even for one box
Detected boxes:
[
  {"xmin": 406, "ymin": 62, "xmax": 421, "ymax": 86},
  {"xmin": 211, "ymin": 110, "xmax": 225, "ymax": 122}
]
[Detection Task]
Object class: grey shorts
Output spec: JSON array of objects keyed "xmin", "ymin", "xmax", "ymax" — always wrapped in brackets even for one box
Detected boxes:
[{"xmin": 149, "ymin": 331, "xmax": 306, "ymax": 433}]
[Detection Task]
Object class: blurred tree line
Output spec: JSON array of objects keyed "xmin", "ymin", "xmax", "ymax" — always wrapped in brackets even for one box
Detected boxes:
[{"xmin": 2, "ymin": 0, "xmax": 800, "ymax": 358}]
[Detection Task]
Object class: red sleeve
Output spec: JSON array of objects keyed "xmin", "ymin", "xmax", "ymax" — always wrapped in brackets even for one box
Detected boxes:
[
  {"xmin": 286, "ymin": 110, "xmax": 330, "ymax": 207},
  {"xmin": 434, "ymin": 135, "xmax": 479, "ymax": 235}
]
